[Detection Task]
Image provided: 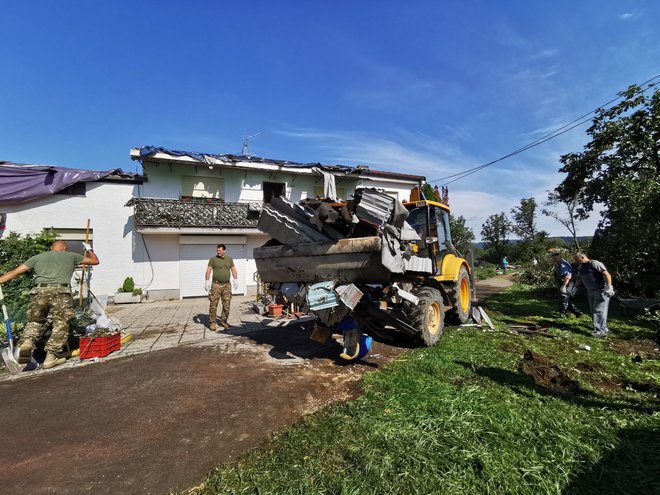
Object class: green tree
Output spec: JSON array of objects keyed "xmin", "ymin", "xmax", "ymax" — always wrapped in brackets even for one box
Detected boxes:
[
  {"xmin": 510, "ymin": 197, "xmax": 538, "ymax": 241},
  {"xmin": 510, "ymin": 197, "xmax": 550, "ymax": 262},
  {"xmin": 542, "ymin": 190, "xmax": 583, "ymax": 251},
  {"xmin": 480, "ymin": 212, "xmax": 511, "ymax": 264},
  {"xmin": 555, "ymin": 83, "xmax": 660, "ymax": 295},
  {"xmin": 449, "ymin": 215, "xmax": 475, "ymax": 256}
]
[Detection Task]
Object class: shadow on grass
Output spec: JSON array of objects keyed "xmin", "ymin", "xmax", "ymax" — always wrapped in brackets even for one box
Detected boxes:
[
  {"xmin": 488, "ymin": 286, "xmax": 658, "ymax": 342},
  {"xmin": 563, "ymin": 427, "xmax": 660, "ymax": 495},
  {"xmin": 454, "ymin": 361, "xmax": 658, "ymax": 414}
]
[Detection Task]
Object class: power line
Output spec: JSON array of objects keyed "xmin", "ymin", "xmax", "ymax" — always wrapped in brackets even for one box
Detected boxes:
[{"xmin": 428, "ymin": 74, "xmax": 660, "ymax": 186}]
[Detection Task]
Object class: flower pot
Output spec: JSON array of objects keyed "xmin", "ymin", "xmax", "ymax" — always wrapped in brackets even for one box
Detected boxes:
[
  {"xmin": 114, "ymin": 292, "xmax": 141, "ymax": 304},
  {"xmin": 267, "ymin": 304, "xmax": 284, "ymax": 316}
]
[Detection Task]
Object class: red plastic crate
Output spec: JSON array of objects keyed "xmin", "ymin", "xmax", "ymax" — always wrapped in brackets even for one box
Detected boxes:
[{"xmin": 79, "ymin": 333, "xmax": 121, "ymax": 359}]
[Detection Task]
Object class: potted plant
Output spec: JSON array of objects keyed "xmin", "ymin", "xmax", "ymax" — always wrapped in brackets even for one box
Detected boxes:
[{"xmin": 114, "ymin": 277, "xmax": 142, "ymax": 304}]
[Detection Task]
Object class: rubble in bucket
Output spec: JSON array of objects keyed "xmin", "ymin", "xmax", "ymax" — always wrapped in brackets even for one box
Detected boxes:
[{"xmin": 255, "ymin": 188, "xmax": 432, "ymax": 285}]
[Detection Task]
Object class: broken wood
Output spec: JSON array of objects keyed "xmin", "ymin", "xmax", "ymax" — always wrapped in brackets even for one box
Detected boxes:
[{"xmin": 478, "ymin": 306, "xmax": 494, "ymax": 330}]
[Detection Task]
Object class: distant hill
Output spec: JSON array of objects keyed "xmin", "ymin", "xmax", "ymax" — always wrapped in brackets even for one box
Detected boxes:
[{"xmin": 473, "ymin": 236, "xmax": 592, "ymax": 249}]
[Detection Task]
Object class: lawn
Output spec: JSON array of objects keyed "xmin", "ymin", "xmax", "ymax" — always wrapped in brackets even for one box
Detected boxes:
[{"xmin": 187, "ymin": 284, "xmax": 659, "ymax": 495}]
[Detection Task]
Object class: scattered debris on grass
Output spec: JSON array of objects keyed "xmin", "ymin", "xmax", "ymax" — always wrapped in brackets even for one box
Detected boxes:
[
  {"xmin": 519, "ymin": 349, "xmax": 580, "ymax": 393},
  {"xmin": 607, "ymin": 339, "xmax": 659, "ymax": 361},
  {"xmin": 497, "ymin": 342, "xmax": 518, "ymax": 353}
]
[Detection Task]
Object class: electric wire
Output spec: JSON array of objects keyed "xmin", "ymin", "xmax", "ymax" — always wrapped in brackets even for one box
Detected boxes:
[{"xmin": 428, "ymin": 74, "xmax": 660, "ymax": 186}]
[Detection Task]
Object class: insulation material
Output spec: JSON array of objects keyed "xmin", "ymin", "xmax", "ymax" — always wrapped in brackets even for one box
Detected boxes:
[
  {"xmin": 335, "ymin": 284, "xmax": 364, "ymax": 310},
  {"xmin": 307, "ymin": 281, "xmax": 340, "ymax": 311}
]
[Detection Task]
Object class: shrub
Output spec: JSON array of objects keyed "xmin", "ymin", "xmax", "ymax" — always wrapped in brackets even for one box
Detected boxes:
[{"xmin": 120, "ymin": 277, "xmax": 135, "ymax": 293}]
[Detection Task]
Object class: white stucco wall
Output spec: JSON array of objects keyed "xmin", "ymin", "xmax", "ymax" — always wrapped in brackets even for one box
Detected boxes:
[
  {"xmin": 1, "ymin": 182, "xmax": 138, "ymax": 299},
  {"xmin": 139, "ymin": 162, "xmax": 376, "ymax": 203}
]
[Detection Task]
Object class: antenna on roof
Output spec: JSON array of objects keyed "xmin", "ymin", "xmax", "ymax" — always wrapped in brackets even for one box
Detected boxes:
[{"xmin": 241, "ymin": 132, "xmax": 261, "ymax": 157}]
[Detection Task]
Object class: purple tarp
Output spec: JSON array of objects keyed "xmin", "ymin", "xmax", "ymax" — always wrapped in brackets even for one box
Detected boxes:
[{"xmin": 0, "ymin": 162, "xmax": 122, "ymax": 205}]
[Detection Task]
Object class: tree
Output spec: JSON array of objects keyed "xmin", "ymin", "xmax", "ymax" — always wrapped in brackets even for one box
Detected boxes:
[
  {"xmin": 510, "ymin": 197, "xmax": 538, "ymax": 241},
  {"xmin": 480, "ymin": 212, "xmax": 511, "ymax": 264},
  {"xmin": 449, "ymin": 215, "xmax": 475, "ymax": 256},
  {"xmin": 555, "ymin": 83, "xmax": 660, "ymax": 295},
  {"xmin": 542, "ymin": 190, "xmax": 583, "ymax": 251}
]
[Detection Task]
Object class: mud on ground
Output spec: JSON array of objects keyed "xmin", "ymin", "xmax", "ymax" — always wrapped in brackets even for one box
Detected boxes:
[{"xmin": 0, "ymin": 323, "xmax": 407, "ymax": 495}]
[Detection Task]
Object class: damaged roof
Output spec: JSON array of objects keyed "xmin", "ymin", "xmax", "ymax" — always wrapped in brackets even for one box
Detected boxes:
[
  {"xmin": 0, "ymin": 161, "xmax": 143, "ymax": 205},
  {"xmin": 132, "ymin": 146, "xmax": 425, "ymax": 182}
]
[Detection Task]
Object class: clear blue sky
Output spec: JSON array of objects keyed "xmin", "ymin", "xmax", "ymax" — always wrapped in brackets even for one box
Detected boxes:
[{"xmin": 2, "ymin": 1, "xmax": 659, "ymax": 238}]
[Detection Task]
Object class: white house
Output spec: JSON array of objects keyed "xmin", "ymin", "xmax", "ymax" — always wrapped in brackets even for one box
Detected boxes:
[
  {"xmin": 127, "ymin": 146, "xmax": 426, "ymax": 299},
  {"xmin": 1, "ymin": 150, "xmax": 426, "ymax": 301},
  {"xmin": 0, "ymin": 162, "xmax": 143, "ymax": 300}
]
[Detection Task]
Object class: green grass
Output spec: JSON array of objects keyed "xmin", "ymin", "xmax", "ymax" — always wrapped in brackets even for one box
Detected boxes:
[{"xmin": 188, "ymin": 285, "xmax": 660, "ymax": 495}]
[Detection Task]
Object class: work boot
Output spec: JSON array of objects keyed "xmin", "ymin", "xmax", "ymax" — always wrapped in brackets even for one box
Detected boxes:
[
  {"xmin": 17, "ymin": 339, "xmax": 34, "ymax": 364},
  {"xmin": 220, "ymin": 321, "xmax": 230, "ymax": 329},
  {"xmin": 209, "ymin": 323, "xmax": 217, "ymax": 332},
  {"xmin": 572, "ymin": 309, "xmax": 583, "ymax": 318},
  {"xmin": 42, "ymin": 352, "xmax": 66, "ymax": 370}
]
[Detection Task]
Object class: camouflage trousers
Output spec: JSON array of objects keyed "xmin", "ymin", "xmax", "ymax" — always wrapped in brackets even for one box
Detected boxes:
[
  {"xmin": 20, "ymin": 287, "xmax": 75, "ymax": 353},
  {"xmin": 208, "ymin": 281, "xmax": 232, "ymax": 325}
]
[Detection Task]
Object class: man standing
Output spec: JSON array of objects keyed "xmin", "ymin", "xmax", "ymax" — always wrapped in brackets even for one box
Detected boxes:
[
  {"xmin": 0, "ymin": 240, "xmax": 99, "ymax": 369},
  {"xmin": 205, "ymin": 244, "xmax": 238, "ymax": 331},
  {"xmin": 502, "ymin": 256, "xmax": 508, "ymax": 274},
  {"xmin": 574, "ymin": 252, "xmax": 614, "ymax": 338},
  {"xmin": 550, "ymin": 252, "xmax": 582, "ymax": 318}
]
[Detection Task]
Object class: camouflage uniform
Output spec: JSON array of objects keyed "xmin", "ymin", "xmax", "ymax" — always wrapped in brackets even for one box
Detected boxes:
[
  {"xmin": 18, "ymin": 249, "xmax": 83, "ymax": 353},
  {"xmin": 23, "ymin": 287, "xmax": 75, "ymax": 353},
  {"xmin": 208, "ymin": 281, "xmax": 232, "ymax": 326}
]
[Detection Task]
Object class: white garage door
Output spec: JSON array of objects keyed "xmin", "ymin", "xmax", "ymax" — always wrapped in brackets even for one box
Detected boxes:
[{"xmin": 180, "ymin": 244, "xmax": 246, "ymax": 298}]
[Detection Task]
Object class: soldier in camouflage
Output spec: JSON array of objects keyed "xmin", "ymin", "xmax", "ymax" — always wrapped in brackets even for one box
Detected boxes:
[
  {"xmin": 204, "ymin": 244, "xmax": 238, "ymax": 331},
  {"xmin": 0, "ymin": 240, "xmax": 99, "ymax": 369}
]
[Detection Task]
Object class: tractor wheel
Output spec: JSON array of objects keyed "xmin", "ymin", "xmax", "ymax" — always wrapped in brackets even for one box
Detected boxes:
[
  {"xmin": 447, "ymin": 265, "xmax": 472, "ymax": 324},
  {"xmin": 405, "ymin": 287, "xmax": 444, "ymax": 346}
]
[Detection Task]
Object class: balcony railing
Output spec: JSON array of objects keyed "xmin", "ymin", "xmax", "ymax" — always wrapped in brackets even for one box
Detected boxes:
[{"xmin": 128, "ymin": 198, "xmax": 261, "ymax": 229}]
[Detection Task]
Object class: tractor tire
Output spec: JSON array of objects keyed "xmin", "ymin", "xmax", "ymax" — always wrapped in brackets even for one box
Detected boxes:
[
  {"xmin": 405, "ymin": 287, "xmax": 444, "ymax": 346},
  {"xmin": 447, "ymin": 265, "xmax": 472, "ymax": 324}
]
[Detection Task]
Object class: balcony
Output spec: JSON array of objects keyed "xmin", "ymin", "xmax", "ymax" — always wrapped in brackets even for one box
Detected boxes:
[{"xmin": 127, "ymin": 198, "xmax": 261, "ymax": 230}]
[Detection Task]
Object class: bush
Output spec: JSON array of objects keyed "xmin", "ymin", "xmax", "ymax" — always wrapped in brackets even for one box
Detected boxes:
[
  {"xmin": 516, "ymin": 260, "xmax": 555, "ymax": 288},
  {"xmin": 119, "ymin": 277, "xmax": 135, "ymax": 293},
  {"xmin": 474, "ymin": 264, "xmax": 498, "ymax": 280}
]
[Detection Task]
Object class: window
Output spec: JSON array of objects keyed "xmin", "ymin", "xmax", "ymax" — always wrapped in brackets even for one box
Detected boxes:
[
  {"xmin": 43, "ymin": 228, "xmax": 93, "ymax": 255},
  {"xmin": 263, "ymin": 181, "xmax": 286, "ymax": 204},
  {"xmin": 55, "ymin": 183, "xmax": 86, "ymax": 196},
  {"xmin": 181, "ymin": 176, "xmax": 224, "ymax": 198}
]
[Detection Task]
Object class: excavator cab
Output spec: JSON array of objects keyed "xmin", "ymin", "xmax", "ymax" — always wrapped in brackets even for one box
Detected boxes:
[
  {"xmin": 406, "ymin": 201, "xmax": 454, "ymax": 275},
  {"xmin": 403, "ymin": 187, "xmax": 473, "ymax": 325}
]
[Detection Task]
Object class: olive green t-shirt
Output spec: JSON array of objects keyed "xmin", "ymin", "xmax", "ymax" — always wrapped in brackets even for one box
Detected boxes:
[
  {"xmin": 24, "ymin": 251, "xmax": 84, "ymax": 285},
  {"xmin": 207, "ymin": 255, "xmax": 234, "ymax": 282}
]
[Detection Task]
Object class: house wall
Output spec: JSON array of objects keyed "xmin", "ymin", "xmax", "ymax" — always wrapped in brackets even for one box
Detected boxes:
[
  {"xmin": 1, "ymin": 182, "xmax": 138, "ymax": 300},
  {"xmin": 133, "ymin": 160, "xmax": 419, "ymax": 300},
  {"xmin": 140, "ymin": 161, "xmax": 366, "ymax": 203}
]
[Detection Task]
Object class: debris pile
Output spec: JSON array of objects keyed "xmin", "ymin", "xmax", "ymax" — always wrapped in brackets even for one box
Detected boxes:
[{"xmin": 257, "ymin": 188, "xmax": 432, "ymax": 279}]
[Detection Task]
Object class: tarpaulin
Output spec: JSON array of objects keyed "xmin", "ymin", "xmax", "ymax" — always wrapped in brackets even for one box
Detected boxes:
[{"xmin": 0, "ymin": 162, "xmax": 122, "ymax": 205}]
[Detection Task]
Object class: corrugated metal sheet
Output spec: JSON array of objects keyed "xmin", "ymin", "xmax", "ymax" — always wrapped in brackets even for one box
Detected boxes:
[{"xmin": 355, "ymin": 190, "xmax": 394, "ymax": 227}]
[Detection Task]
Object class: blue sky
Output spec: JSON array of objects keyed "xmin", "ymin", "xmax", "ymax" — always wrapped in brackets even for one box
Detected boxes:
[{"xmin": 2, "ymin": 1, "xmax": 659, "ymax": 239}]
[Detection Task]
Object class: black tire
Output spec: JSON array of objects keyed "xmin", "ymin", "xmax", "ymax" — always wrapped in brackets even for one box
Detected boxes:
[
  {"xmin": 447, "ymin": 265, "xmax": 472, "ymax": 324},
  {"xmin": 405, "ymin": 287, "xmax": 444, "ymax": 346}
]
